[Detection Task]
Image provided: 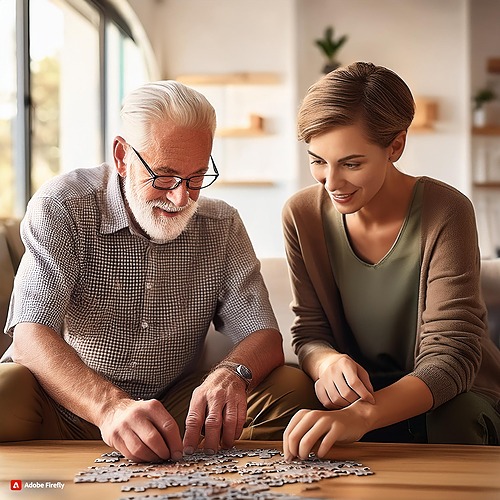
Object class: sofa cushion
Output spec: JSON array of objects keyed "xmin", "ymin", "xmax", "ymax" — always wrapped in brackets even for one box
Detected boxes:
[
  {"xmin": 0, "ymin": 230, "xmax": 15, "ymax": 354},
  {"xmin": 0, "ymin": 218, "xmax": 23, "ymax": 271},
  {"xmin": 481, "ymin": 258, "xmax": 500, "ymax": 347}
]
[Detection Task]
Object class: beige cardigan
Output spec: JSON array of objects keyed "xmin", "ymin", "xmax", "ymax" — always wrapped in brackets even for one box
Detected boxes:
[{"xmin": 282, "ymin": 177, "xmax": 500, "ymax": 409}]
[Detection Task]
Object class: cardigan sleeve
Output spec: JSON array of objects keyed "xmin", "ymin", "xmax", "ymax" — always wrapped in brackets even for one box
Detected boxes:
[
  {"xmin": 282, "ymin": 187, "xmax": 354, "ymax": 367},
  {"xmin": 412, "ymin": 179, "xmax": 486, "ymax": 409}
]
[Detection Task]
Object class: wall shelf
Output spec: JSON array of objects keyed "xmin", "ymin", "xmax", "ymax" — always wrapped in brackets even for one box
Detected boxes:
[
  {"xmin": 176, "ymin": 75, "xmax": 283, "ymax": 185},
  {"xmin": 472, "ymin": 125, "xmax": 500, "ymax": 136},
  {"xmin": 216, "ymin": 180, "xmax": 276, "ymax": 187},
  {"xmin": 487, "ymin": 58, "xmax": 500, "ymax": 74},
  {"xmin": 411, "ymin": 97, "xmax": 438, "ymax": 131},
  {"xmin": 409, "ymin": 125, "xmax": 436, "ymax": 133},
  {"xmin": 177, "ymin": 72, "xmax": 280, "ymax": 85},
  {"xmin": 473, "ymin": 182, "xmax": 500, "ymax": 189},
  {"xmin": 216, "ymin": 128, "xmax": 270, "ymax": 138},
  {"xmin": 215, "ymin": 113, "xmax": 269, "ymax": 138}
]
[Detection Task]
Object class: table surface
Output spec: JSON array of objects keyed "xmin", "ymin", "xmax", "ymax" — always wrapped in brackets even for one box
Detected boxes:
[{"xmin": 0, "ymin": 440, "xmax": 499, "ymax": 499}]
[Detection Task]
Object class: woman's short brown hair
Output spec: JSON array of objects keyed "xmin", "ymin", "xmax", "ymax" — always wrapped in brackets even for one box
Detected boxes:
[{"xmin": 297, "ymin": 62, "xmax": 415, "ymax": 147}]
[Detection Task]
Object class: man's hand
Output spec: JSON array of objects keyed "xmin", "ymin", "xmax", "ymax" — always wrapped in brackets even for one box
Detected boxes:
[
  {"xmin": 98, "ymin": 398, "xmax": 183, "ymax": 463},
  {"xmin": 183, "ymin": 368, "xmax": 248, "ymax": 455},
  {"xmin": 315, "ymin": 353, "xmax": 375, "ymax": 409}
]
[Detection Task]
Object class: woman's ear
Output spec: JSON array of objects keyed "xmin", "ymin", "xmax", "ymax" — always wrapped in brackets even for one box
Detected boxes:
[
  {"xmin": 387, "ymin": 131, "xmax": 407, "ymax": 162},
  {"xmin": 113, "ymin": 136, "xmax": 128, "ymax": 177}
]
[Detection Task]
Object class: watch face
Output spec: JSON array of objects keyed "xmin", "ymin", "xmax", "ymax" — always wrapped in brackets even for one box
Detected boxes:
[{"xmin": 236, "ymin": 364, "xmax": 252, "ymax": 380}]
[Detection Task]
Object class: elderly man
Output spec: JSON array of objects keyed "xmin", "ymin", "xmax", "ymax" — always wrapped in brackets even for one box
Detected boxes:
[{"xmin": 0, "ymin": 81, "xmax": 319, "ymax": 462}]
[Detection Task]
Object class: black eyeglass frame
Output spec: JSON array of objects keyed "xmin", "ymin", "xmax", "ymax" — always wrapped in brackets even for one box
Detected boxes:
[{"xmin": 130, "ymin": 145, "xmax": 219, "ymax": 191}]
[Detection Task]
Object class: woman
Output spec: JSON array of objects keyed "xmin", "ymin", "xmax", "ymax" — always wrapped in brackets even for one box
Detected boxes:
[{"xmin": 282, "ymin": 62, "xmax": 500, "ymax": 460}]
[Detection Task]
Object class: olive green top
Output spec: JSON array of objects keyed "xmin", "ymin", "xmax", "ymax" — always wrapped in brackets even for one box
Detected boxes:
[
  {"xmin": 282, "ymin": 177, "xmax": 500, "ymax": 408},
  {"xmin": 323, "ymin": 181, "xmax": 423, "ymax": 375}
]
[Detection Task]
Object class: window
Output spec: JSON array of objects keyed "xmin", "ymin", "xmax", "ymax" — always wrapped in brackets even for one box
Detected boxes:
[
  {"xmin": 105, "ymin": 20, "xmax": 150, "ymax": 162},
  {"xmin": 30, "ymin": 0, "xmax": 101, "ymax": 192},
  {"xmin": 0, "ymin": 1, "xmax": 17, "ymax": 217},
  {"xmin": 0, "ymin": 0, "xmax": 153, "ymax": 218}
]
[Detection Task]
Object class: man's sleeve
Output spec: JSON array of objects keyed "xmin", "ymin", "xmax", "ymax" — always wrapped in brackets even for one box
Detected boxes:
[
  {"xmin": 5, "ymin": 195, "xmax": 78, "ymax": 336},
  {"xmin": 212, "ymin": 211, "xmax": 278, "ymax": 343}
]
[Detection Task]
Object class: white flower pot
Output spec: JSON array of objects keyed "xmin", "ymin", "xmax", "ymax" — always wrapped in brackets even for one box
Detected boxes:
[{"xmin": 473, "ymin": 107, "xmax": 487, "ymax": 128}]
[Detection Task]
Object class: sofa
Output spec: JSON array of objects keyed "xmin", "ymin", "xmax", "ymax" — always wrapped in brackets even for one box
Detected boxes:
[
  {"xmin": 1, "ymin": 218, "xmax": 499, "ymax": 363},
  {"xmin": 0, "ymin": 218, "xmax": 25, "ymax": 356}
]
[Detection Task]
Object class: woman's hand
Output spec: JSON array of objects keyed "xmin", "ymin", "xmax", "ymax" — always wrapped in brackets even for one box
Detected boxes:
[
  {"xmin": 315, "ymin": 353, "xmax": 375, "ymax": 409},
  {"xmin": 283, "ymin": 405, "xmax": 371, "ymax": 461}
]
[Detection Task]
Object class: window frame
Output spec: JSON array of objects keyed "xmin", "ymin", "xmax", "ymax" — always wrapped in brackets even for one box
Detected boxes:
[{"xmin": 12, "ymin": 0, "xmax": 146, "ymax": 217}]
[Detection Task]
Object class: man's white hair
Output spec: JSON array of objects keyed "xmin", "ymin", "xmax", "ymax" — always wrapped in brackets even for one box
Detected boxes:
[{"xmin": 120, "ymin": 80, "xmax": 216, "ymax": 150}]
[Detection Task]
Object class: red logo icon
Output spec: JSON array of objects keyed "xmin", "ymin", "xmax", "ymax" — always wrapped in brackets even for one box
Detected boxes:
[{"xmin": 10, "ymin": 480, "xmax": 22, "ymax": 490}]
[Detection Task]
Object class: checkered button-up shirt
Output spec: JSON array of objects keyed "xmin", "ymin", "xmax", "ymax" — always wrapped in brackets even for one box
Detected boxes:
[{"xmin": 6, "ymin": 164, "xmax": 278, "ymax": 400}]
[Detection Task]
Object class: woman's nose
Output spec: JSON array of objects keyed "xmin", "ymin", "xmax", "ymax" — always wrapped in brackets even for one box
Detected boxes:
[{"xmin": 324, "ymin": 165, "xmax": 343, "ymax": 192}]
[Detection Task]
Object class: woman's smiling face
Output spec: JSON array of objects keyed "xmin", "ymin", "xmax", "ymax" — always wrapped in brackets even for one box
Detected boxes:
[{"xmin": 308, "ymin": 124, "xmax": 393, "ymax": 214}]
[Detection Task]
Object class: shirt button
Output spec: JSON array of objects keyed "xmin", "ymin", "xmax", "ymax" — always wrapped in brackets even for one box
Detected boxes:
[{"xmin": 141, "ymin": 321, "xmax": 148, "ymax": 329}]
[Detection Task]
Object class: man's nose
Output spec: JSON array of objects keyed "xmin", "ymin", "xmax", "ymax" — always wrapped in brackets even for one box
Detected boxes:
[{"xmin": 166, "ymin": 181, "xmax": 190, "ymax": 207}]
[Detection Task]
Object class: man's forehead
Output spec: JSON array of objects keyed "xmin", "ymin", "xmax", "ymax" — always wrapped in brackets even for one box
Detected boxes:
[{"xmin": 151, "ymin": 122, "xmax": 212, "ymax": 141}]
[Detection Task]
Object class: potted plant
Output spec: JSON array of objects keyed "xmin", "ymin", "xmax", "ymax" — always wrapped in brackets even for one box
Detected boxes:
[
  {"xmin": 472, "ymin": 87, "xmax": 496, "ymax": 127},
  {"xmin": 315, "ymin": 26, "xmax": 348, "ymax": 74}
]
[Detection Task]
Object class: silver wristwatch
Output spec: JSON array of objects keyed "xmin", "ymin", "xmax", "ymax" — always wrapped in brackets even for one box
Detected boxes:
[{"xmin": 216, "ymin": 361, "xmax": 253, "ymax": 389}]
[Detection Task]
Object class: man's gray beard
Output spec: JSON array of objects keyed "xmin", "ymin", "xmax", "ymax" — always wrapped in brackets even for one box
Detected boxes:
[{"xmin": 124, "ymin": 175, "xmax": 198, "ymax": 243}]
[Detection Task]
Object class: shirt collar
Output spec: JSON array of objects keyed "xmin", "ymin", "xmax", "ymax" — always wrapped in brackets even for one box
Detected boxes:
[{"xmin": 98, "ymin": 165, "xmax": 130, "ymax": 235}]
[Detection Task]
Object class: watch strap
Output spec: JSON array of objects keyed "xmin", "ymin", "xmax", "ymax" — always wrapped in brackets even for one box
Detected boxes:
[{"xmin": 215, "ymin": 361, "xmax": 253, "ymax": 389}]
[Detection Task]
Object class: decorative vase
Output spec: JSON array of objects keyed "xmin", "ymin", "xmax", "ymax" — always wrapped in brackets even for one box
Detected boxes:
[
  {"xmin": 322, "ymin": 62, "xmax": 340, "ymax": 74},
  {"xmin": 473, "ymin": 107, "xmax": 487, "ymax": 128}
]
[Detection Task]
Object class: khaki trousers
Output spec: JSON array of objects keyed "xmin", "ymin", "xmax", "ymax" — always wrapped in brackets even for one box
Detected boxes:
[{"xmin": 0, "ymin": 363, "xmax": 322, "ymax": 443}]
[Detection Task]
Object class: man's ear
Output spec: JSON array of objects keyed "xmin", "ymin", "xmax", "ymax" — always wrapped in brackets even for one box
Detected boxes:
[
  {"xmin": 388, "ymin": 131, "xmax": 407, "ymax": 162},
  {"xmin": 113, "ymin": 136, "xmax": 128, "ymax": 177}
]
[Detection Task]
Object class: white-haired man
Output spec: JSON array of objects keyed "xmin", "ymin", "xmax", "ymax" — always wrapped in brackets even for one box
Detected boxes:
[{"xmin": 0, "ymin": 81, "xmax": 320, "ymax": 462}]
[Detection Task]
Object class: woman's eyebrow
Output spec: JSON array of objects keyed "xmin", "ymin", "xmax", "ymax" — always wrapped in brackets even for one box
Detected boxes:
[
  {"xmin": 307, "ymin": 150, "xmax": 366, "ymax": 163},
  {"xmin": 307, "ymin": 150, "xmax": 324, "ymax": 160},
  {"xmin": 337, "ymin": 154, "xmax": 366, "ymax": 163}
]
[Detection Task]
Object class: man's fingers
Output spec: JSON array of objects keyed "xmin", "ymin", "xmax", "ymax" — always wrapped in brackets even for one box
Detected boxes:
[
  {"xmin": 154, "ymin": 416, "xmax": 183, "ymax": 461},
  {"xmin": 99, "ymin": 399, "xmax": 183, "ymax": 463},
  {"xmin": 202, "ymin": 402, "xmax": 224, "ymax": 453},
  {"xmin": 183, "ymin": 399, "xmax": 206, "ymax": 455},
  {"xmin": 116, "ymin": 428, "xmax": 163, "ymax": 463},
  {"xmin": 220, "ymin": 400, "xmax": 247, "ymax": 449},
  {"xmin": 183, "ymin": 373, "xmax": 249, "ymax": 454},
  {"xmin": 235, "ymin": 399, "xmax": 247, "ymax": 440},
  {"xmin": 135, "ymin": 400, "xmax": 182, "ymax": 461}
]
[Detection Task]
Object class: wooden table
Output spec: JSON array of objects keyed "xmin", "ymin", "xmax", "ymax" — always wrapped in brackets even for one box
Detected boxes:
[{"xmin": 0, "ymin": 440, "xmax": 499, "ymax": 499}]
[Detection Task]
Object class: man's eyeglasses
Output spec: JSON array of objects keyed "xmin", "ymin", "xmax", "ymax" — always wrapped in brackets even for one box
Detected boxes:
[{"xmin": 130, "ymin": 145, "xmax": 219, "ymax": 191}]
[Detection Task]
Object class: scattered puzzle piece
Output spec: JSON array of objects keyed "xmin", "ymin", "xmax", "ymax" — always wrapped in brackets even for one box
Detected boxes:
[{"xmin": 74, "ymin": 447, "xmax": 373, "ymax": 499}]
